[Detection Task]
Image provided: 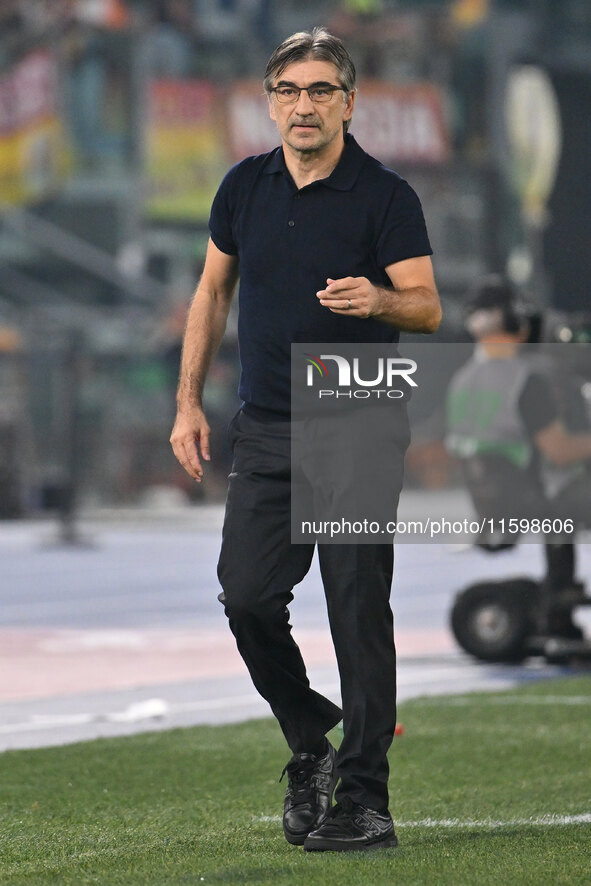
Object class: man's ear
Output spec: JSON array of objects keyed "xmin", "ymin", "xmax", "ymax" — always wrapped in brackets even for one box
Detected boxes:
[
  {"xmin": 268, "ymin": 94, "xmax": 276, "ymax": 122},
  {"xmin": 343, "ymin": 89, "xmax": 356, "ymax": 123}
]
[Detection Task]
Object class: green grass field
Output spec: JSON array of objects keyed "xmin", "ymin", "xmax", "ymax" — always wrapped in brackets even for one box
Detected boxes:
[{"xmin": 1, "ymin": 675, "xmax": 590, "ymax": 885}]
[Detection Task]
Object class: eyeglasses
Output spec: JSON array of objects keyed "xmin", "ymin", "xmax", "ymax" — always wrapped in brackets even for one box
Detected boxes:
[{"xmin": 269, "ymin": 84, "xmax": 348, "ymax": 104}]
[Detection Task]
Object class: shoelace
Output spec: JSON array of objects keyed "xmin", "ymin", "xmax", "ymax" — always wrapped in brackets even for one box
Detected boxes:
[
  {"xmin": 279, "ymin": 758, "xmax": 317, "ymax": 783},
  {"xmin": 279, "ymin": 758, "xmax": 318, "ymax": 803}
]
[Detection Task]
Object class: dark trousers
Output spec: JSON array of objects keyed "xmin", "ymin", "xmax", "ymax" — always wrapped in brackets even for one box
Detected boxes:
[
  {"xmin": 217, "ymin": 408, "xmax": 408, "ymax": 812},
  {"xmin": 545, "ymin": 472, "xmax": 591, "ymax": 589}
]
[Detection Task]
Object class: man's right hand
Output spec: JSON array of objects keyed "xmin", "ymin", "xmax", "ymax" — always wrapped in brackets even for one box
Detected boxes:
[{"xmin": 170, "ymin": 406, "xmax": 211, "ymax": 482}]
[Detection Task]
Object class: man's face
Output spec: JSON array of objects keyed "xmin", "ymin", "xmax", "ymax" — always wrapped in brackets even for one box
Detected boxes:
[{"xmin": 268, "ymin": 58, "xmax": 355, "ymax": 155}]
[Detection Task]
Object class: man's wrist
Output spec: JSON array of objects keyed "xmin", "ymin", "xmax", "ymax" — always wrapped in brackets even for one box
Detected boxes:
[
  {"xmin": 176, "ymin": 376, "xmax": 205, "ymax": 411},
  {"xmin": 176, "ymin": 397, "xmax": 203, "ymax": 414},
  {"xmin": 372, "ymin": 286, "xmax": 397, "ymax": 321}
]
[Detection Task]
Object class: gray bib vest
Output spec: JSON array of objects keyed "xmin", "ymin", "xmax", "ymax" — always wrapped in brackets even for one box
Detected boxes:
[{"xmin": 446, "ymin": 350, "xmax": 534, "ymax": 468}]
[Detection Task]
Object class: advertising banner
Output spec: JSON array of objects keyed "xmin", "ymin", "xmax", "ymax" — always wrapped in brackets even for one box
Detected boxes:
[
  {"xmin": 225, "ymin": 79, "xmax": 450, "ymax": 166},
  {"xmin": 225, "ymin": 79, "xmax": 279, "ymax": 161},
  {"xmin": 146, "ymin": 79, "xmax": 227, "ymax": 222},
  {"xmin": 353, "ymin": 81, "xmax": 450, "ymax": 165},
  {"xmin": 0, "ymin": 50, "xmax": 67, "ymax": 205},
  {"xmin": 145, "ymin": 78, "xmax": 450, "ymax": 220}
]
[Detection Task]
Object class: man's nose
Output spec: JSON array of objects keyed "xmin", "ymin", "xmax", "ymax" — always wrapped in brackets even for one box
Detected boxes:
[{"xmin": 295, "ymin": 89, "xmax": 315, "ymax": 113}]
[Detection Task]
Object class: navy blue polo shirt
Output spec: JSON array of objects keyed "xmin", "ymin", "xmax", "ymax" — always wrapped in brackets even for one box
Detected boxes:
[{"xmin": 209, "ymin": 134, "xmax": 432, "ymax": 416}]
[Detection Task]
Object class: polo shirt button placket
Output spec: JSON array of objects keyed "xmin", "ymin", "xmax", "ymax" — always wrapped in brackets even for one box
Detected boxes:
[{"xmin": 288, "ymin": 189, "xmax": 300, "ymax": 227}]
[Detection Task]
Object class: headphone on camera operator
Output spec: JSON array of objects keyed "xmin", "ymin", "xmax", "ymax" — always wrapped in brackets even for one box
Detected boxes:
[{"xmin": 464, "ymin": 275, "xmax": 541, "ymax": 344}]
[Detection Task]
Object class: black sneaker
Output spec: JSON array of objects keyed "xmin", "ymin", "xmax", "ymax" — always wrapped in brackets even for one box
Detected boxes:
[
  {"xmin": 280, "ymin": 741, "xmax": 337, "ymax": 846},
  {"xmin": 303, "ymin": 796, "xmax": 398, "ymax": 852}
]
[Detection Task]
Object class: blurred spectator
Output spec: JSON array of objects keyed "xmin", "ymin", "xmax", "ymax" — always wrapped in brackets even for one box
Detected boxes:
[
  {"xmin": 62, "ymin": 0, "xmax": 133, "ymax": 170},
  {"xmin": 145, "ymin": 0, "xmax": 200, "ymax": 77},
  {"xmin": 329, "ymin": 0, "xmax": 413, "ymax": 79},
  {"xmin": 76, "ymin": 0, "xmax": 130, "ymax": 28},
  {"xmin": 19, "ymin": 0, "xmax": 75, "ymax": 38},
  {"xmin": 195, "ymin": 0, "xmax": 246, "ymax": 42},
  {"xmin": 0, "ymin": 0, "xmax": 25, "ymax": 35},
  {"xmin": 0, "ymin": 0, "xmax": 27, "ymax": 64},
  {"xmin": 251, "ymin": 0, "xmax": 277, "ymax": 55},
  {"xmin": 0, "ymin": 324, "xmax": 31, "ymax": 518},
  {"xmin": 192, "ymin": 0, "xmax": 258, "ymax": 77}
]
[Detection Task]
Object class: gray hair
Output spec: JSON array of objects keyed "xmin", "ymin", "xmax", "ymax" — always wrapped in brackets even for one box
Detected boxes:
[{"xmin": 264, "ymin": 27, "xmax": 356, "ymax": 133}]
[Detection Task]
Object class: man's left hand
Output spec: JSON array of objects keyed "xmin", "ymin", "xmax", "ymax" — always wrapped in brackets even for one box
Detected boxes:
[{"xmin": 316, "ymin": 277, "xmax": 383, "ymax": 318}]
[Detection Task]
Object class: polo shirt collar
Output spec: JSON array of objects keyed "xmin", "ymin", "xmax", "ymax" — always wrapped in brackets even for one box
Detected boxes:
[{"xmin": 262, "ymin": 134, "xmax": 366, "ymax": 191}]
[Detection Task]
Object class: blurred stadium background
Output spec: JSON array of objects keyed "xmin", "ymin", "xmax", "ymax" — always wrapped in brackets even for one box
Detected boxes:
[{"xmin": 0, "ymin": 0, "xmax": 590, "ymax": 520}]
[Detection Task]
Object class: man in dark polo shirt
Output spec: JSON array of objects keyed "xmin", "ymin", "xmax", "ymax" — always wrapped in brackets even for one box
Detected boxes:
[{"xmin": 171, "ymin": 27, "xmax": 441, "ymax": 852}]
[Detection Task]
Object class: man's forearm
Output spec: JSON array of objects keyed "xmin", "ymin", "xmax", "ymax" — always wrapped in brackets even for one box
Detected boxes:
[
  {"xmin": 373, "ymin": 285, "xmax": 442, "ymax": 333},
  {"xmin": 176, "ymin": 286, "xmax": 232, "ymax": 411},
  {"xmin": 551, "ymin": 429, "xmax": 591, "ymax": 466},
  {"xmin": 536, "ymin": 420, "xmax": 591, "ymax": 466}
]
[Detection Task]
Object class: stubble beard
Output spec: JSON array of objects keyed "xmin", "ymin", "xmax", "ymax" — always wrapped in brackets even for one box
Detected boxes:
[{"xmin": 285, "ymin": 123, "xmax": 339, "ymax": 156}]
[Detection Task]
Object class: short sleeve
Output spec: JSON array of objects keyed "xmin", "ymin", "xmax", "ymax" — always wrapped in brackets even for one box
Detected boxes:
[
  {"xmin": 209, "ymin": 169, "xmax": 238, "ymax": 256},
  {"xmin": 519, "ymin": 373, "xmax": 558, "ymax": 435},
  {"xmin": 375, "ymin": 179, "xmax": 433, "ymax": 269}
]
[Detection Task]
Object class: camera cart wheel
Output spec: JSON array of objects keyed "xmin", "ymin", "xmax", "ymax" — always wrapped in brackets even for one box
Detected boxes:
[{"xmin": 450, "ymin": 578, "xmax": 541, "ymax": 662}]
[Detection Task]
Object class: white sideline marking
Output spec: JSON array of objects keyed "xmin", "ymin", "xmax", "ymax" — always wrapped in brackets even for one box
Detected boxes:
[
  {"xmin": 0, "ymin": 687, "xmax": 341, "ymax": 737},
  {"xmin": 401, "ymin": 814, "xmax": 591, "ymax": 828},
  {"xmin": 254, "ymin": 813, "xmax": 591, "ymax": 828},
  {"xmin": 2, "ymin": 691, "xmax": 588, "ymax": 737},
  {"xmin": 0, "ymin": 695, "xmax": 261, "ymax": 735},
  {"xmin": 422, "ymin": 696, "xmax": 591, "ymax": 706}
]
